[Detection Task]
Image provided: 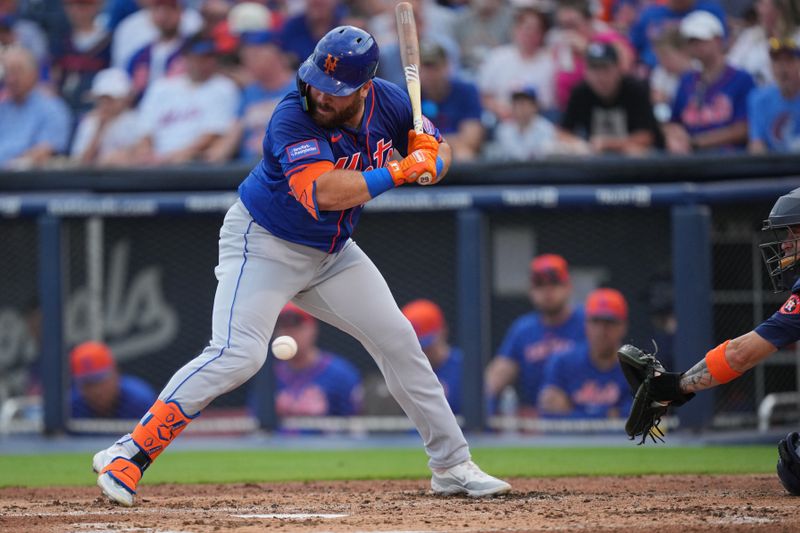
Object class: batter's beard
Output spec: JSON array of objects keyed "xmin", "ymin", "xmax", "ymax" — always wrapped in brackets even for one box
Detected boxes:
[{"xmin": 308, "ymin": 95, "xmax": 363, "ymax": 129}]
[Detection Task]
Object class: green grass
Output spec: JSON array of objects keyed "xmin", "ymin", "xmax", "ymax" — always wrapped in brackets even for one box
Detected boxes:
[{"xmin": 0, "ymin": 446, "xmax": 776, "ymax": 488}]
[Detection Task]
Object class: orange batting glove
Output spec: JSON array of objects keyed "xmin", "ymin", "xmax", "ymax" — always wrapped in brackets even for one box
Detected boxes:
[
  {"xmin": 386, "ymin": 149, "xmax": 438, "ymax": 185},
  {"xmin": 408, "ymin": 130, "xmax": 440, "ymax": 158}
]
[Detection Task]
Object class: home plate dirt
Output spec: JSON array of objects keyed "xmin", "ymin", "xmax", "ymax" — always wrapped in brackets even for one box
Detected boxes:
[{"xmin": 1, "ymin": 475, "xmax": 798, "ymax": 532}]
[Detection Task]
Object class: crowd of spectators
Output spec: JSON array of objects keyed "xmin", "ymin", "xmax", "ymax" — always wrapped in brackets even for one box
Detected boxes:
[{"xmin": 1, "ymin": 0, "xmax": 799, "ymax": 169}]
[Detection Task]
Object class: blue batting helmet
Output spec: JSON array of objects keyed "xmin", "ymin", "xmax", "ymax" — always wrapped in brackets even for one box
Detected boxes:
[{"xmin": 297, "ymin": 26, "xmax": 379, "ymax": 97}]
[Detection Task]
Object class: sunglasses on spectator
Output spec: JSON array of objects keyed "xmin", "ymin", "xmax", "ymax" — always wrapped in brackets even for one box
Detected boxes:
[{"xmin": 769, "ymin": 37, "xmax": 800, "ymax": 57}]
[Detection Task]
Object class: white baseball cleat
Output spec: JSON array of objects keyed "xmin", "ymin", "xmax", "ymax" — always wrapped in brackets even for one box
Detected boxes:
[
  {"xmin": 92, "ymin": 447, "xmax": 138, "ymax": 507},
  {"xmin": 431, "ymin": 460, "xmax": 511, "ymax": 497}
]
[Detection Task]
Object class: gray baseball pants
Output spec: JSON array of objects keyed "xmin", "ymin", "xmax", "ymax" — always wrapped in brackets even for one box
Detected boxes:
[{"xmin": 151, "ymin": 200, "xmax": 469, "ymax": 469}]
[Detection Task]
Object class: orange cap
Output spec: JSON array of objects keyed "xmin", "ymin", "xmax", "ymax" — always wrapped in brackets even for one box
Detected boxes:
[
  {"xmin": 401, "ymin": 299, "xmax": 444, "ymax": 348},
  {"xmin": 277, "ymin": 302, "xmax": 315, "ymax": 327},
  {"xmin": 530, "ymin": 254, "xmax": 569, "ymax": 285},
  {"xmin": 70, "ymin": 341, "xmax": 115, "ymax": 382},
  {"xmin": 585, "ymin": 288, "xmax": 628, "ymax": 321}
]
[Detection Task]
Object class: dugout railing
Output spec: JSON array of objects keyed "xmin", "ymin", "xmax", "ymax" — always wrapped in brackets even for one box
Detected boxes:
[{"xmin": 1, "ymin": 166, "xmax": 799, "ymax": 437}]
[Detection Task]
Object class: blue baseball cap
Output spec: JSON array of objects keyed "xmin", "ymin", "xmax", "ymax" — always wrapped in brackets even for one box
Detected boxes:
[
  {"xmin": 239, "ymin": 30, "xmax": 281, "ymax": 47},
  {"xmin": 184, "ymin": 38, "xmax": 217, "ymax": 56}
]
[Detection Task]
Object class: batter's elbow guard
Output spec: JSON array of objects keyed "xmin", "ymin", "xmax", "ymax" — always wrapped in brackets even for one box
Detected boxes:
[{"xmin": 777, "ymin": 432, "xmax": 800, "ymax": 496}]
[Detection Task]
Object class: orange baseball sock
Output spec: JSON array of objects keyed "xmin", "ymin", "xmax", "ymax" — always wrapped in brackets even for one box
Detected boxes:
[{"xmin": 131, "ymin": 399, "xmax": 193, "ymax": 461}]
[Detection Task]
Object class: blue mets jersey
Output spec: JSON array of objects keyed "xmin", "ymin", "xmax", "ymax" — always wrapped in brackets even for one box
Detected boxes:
[
  {"xmin": 273, "ymin": 352, "xmax": 363, "ymax": 416},
  {"xmin": 495, "ymin": 307, "xmax": 586, "ymax": 408},
  {"xmin": 540, "ymin": 342, "xmax": 631, "ymax": 419},
  {"xmin": 755, "ymin": 277, "xmax": 800, "ymax": 348},
  {"xmin": 671, "ymin": 65, "xmax": 755, "ymax": 148},
  {"xmin": 239, "ymin": 77, "xmax": 440, "ymax": 253}
]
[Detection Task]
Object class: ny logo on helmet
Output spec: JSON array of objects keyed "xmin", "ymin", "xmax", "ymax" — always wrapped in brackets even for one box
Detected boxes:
[{"xmin": 324, "ymin": 54, "xmax": 339, "ymax": 75}]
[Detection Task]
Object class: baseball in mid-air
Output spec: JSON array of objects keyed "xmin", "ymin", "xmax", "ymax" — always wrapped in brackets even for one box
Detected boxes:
[{"xmin": 271, "ymin": 335, "xmax": 298, "ymax": 360}]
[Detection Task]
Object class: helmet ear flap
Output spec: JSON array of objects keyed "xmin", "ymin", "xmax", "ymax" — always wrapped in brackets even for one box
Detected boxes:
[{"xmin": 296, "ymin": 74, "xmax": 310, "ymax": 112}]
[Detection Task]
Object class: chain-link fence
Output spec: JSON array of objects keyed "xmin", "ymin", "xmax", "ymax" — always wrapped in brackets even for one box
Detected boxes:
[{"xmin": 1, "ymin": 182, "xmax": 798, "ymax": 435}]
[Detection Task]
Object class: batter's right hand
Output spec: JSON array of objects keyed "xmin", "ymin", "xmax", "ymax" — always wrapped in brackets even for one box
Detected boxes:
[{"xmin": 386, "ymin": 149, "xmax": 437, "ymax": 185}]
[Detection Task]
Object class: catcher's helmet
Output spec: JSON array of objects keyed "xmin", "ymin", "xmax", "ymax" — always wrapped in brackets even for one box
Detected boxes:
[
  {"xmin": 760, "ymin": 187, "xmax": 800, "ymax": 292},
  {"xmin": 297, "ymin": 26, "xmax": 379, "ymax": 104},
  {"xmin": 777, "ymin": 431, "xmax": 800, "ymax": 496}
]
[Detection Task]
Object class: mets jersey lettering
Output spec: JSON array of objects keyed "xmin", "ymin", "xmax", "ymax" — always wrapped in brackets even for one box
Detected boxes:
[{"xmin": 239, "ymin": 78, "xmax": 440, "ymax": 253}]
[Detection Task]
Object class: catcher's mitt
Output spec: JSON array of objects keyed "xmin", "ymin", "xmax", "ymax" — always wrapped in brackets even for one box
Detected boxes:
[{"xmin": 617, "ymin": 343, "xmax": 694, "ymax": 444}]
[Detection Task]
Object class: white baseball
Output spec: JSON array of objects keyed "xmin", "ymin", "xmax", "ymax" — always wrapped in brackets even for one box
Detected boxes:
[{"xmin": 271, "ymin": 335, "xmax": 298, "ymax": 360}]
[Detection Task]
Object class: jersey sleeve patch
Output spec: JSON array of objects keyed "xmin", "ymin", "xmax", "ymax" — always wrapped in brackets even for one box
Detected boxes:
[
  {"xmin": 780, "ymin": 294, "xmax": 800, "ymax": 315},
  {"xmin": 286, "ymin": 139, "xmax": 321, "ymax": 162}
]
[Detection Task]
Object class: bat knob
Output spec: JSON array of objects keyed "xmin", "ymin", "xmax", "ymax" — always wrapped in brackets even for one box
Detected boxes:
[{"xmin": 418, "ymin": 172, "xmax": 434, "ymax": 186}]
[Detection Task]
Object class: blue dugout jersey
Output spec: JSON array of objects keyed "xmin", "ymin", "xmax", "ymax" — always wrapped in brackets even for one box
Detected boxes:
[
  {"xmin": 274, "ymin": 351, "xmax": 362, "ymax": 416},
  {"xmin": 540, "ymin": 342, "xmax": 632, "ymax": 419},
  {"xmin": 495, "ymin": 307, "xmax": 586, "ymax": 407},
  {"xmin": 71, "ymin": 375, "xmax": 156, "ymax": 419},
  {"xmin": 433, "ymin": 347, "xmax": 463, "ymax": 415},
  {"xmin": 239, "ymin": 77, "xmax": 441, "ymax": 253}
]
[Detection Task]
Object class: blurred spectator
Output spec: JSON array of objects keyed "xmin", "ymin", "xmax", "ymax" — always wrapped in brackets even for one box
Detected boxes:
[
  {"xmin": 728, "ymin": 0, "xmax": 800, "ymax": 86},
  {"xmin": 199, "ymin": 0, "xmax": 237, "ymax": 56},
  {"xmin": 453, "ymin": 0, "xmax": 513, "ymax": 72},
  {"xmin": 0, "ymin": 0, "xmax": 48, "ymax": 66},
  {"xmin": 663, "ymin": 11, "xmax": 755, "ymax": 154},
  {"xmin": 402, "ymin": 299, "xmax": 463, "ymax": 415},
  {"xmin": 126, "ymin": 0, "xmax": 194, "ymax": 99},
  {"xmin": 477, "ymin": 5, "xmax": 555, "ymax": 120},
  {"xmin": 630, "ymin": 0, "xmax": 726, "ymax": 70},
  {"xmin": 650, "ymin": 27, "xmax": 694, "ymax": 122},
  {"xmin": 538, "ymin": 288, "xmax": 632, "ymax": 419},
  {"xmin": 748, "ymin": 37, "xmax": 800, "ymax": 153},
  {"xmin": 484, "ymin": 254, "xmax": 586, "ymax": 416},
  {"xmin": 419, "ymin": 40, "xmax": 484, "ymax": 161},
  {"xmin": 105, "ymin": 0, "xmax": 140, "ymax": 31},
  {"xmin": 207, "ymin": 30, "xmax": 293, "ymax": 162},
  {"xmin": 70, "ymin": 341, "xmax": 156, "ymax": 419},
  {"xmin": 370, "ymin": 0, "xmax": 457, "ymax": 50},
  {"xmin": 0, "ymin": 47, "xmax": 71, "ymax": 169},
  {"xmin": 279, "ymin": 0, "xmax": 345, "ymax": 66},
  {"xmin": 485, "ymin": 86, "xmax": 565, "ymax": 160},
  {"xmin": 560, "ymin": 42, "xmax": 660, "ymax": 155},
  {"xmin": 51, "ymin": 0, "xmax": 111, "ymax": 115},
  {"xmin": 132, "ymin": 36, "xmax": 239, "ymax": 164},
  {"xmin": 271, "ymin": 304, "xmax": 363, "ymax": 417},
  {"xmin": 377, "ymin": 0, "xmax": 460, "ymax": 88},
  {"xmin": 609, "ymin": 0, "xmax": 640, "ymax": 36},
  {"xmin": 549, "ymin": 0, "xmax": 634, "ymax": 112},
  {"xmin": 112, "ymin": 0, "xmax": 202, "ymax": 71},
  {"xmin": 70, "ymin": 68, "xmax": 140, "ymax": 166}
]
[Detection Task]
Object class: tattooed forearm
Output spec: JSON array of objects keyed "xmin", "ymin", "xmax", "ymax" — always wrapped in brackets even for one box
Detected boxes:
[{"xmin": 679, "ymin": 360, "xmax": 720, "ymax": 393}]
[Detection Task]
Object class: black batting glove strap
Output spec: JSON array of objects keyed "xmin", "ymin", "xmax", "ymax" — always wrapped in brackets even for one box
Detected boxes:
[{"xmin": 649, "ymin": 372, "xmax": 693, "ymax": 404}]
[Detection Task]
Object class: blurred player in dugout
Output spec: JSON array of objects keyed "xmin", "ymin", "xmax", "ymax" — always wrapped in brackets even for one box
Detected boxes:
[
  {"xmin": 70, "ymin": 341, "xmax": 156, "ymax": 419},
  {"xmin": 402, "ymin": 299, "xmax": 463, "ymax": 415},
  {"xmin": 484, "ymin": 254, "xmax": 586, "ymax": 416},
  {"xmin": 538, "ymin": 288, "xmax": 632, "ymax": 419},
  {"xmin": 250, "ymin": 303, "xmax": 363, "ymax": 418}
]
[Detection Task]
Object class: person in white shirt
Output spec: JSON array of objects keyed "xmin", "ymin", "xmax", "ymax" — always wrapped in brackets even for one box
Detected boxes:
[
  {"xmin": 485, "ymin": 86, "xmax": 586, "ymax": 161},
  {"xmin": 70, "ymin": 68, "xmax": 141, "ymax": 166},
  {"xmin": 727, "ymin": 0, "xmax": 800, "ymax": 85},
  {"xmin": 133, "ymin": 36, "xmax": 240, "ymax": 164},
  {"xmin": 477, "ymin": 5, "xmax": 556, "ymax": 120},
  {"xmin": 111, "ymin": 0, "xmax": 202, "ymax": 71}
]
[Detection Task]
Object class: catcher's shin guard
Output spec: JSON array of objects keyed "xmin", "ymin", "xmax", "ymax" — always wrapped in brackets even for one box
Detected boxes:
[{"xmin": 131, "ymin": 400, "xmax": 193, "ymax": 460}]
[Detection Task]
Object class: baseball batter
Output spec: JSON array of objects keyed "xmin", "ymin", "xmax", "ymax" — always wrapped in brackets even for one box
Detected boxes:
[
  {"xmin": 628, "ymin": 187, "xmax": 800, "ymax": 496},
  {"xmin": 91, "ymin": 26, "xmax": 511, "ymax": 506}
]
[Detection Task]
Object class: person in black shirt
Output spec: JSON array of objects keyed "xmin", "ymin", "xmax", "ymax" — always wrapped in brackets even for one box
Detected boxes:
[{"xmin": 560, "ymin": 41, "xmax": 661, "ymax": 155}]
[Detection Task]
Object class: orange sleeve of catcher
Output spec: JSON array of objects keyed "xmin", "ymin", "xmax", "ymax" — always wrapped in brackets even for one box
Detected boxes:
[{"xmin": 704, "ymin": 340, "xmax": 742, "ymax": 384}]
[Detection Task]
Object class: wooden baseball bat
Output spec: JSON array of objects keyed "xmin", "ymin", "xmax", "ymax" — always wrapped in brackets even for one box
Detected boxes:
[{"xmin": 395, "ymin": 1, "xmax": 433, "ymax": 185}]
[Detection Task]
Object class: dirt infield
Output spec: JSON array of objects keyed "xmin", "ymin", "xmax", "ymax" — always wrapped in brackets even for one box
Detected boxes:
[{"xmin": 1, "ymin": 475, "xmax": 797, "ymax": 532}]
